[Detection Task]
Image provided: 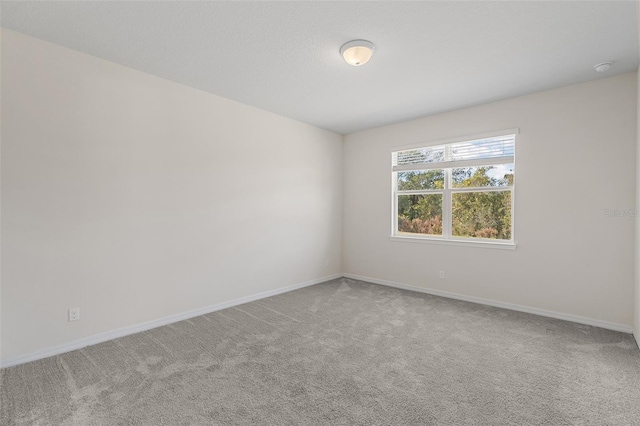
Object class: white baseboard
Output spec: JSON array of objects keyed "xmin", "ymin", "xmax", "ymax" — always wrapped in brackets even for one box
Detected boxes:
[
  {"xmin": 4, "ymin": 272, "xmax": 634, "ymax": 368},
  {"xmin": 1, "ymin": 274, "xmax": 342, "ymax": 369},
  {"xmin": 635, "ymin": 332, "xmax": 640, "ymax": 350},
  {"xmin": 343, "ymin": 273, "xmax": 634, "ymax": 334}
]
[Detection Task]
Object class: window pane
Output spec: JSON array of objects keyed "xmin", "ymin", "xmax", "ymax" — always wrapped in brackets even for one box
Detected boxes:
[
  {"xmin": 397, "ymin": 170, "xmax": 445, "ymax": 191},
  {"xmin": 394, "ymin": 146, "xmax": 445, "ymax": 166},
  {"xmin": 397, "ymin": 194, "xmax": 443, "ymax": 236},
  {"xmin": 452, "ymin": 191, "xmax": 512, "ymax": 240},
  {"xmin": 450, "ymin": 135, "xmax": 515, "ymax": 161},
  {"xmin": 452, "ymin": 164, "xmax": 514, "ymax": 188}
]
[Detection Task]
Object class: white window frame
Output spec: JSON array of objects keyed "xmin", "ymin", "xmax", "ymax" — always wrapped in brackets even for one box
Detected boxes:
[{"xmin": 391, "ymin": 129, "xmax": 518, "ymax": 249}]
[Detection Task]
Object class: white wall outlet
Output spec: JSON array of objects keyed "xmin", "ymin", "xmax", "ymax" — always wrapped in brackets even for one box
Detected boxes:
[
  {"xmin": 69, "ymin": 307, "xmax": 80, "ymax": 322},
  {"xmin": 325, "ymin": 259, "xmax": 330, "ymax": 266},
  {"xmin": 439, "ymin": 271, "xmax": 445, "ymax": 279}
]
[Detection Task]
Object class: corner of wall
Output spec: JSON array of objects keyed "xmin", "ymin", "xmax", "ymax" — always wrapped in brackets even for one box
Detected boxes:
[
  {"xmin": 340, "ymin": 132, "xmax": 347, "ymax": 275},
  {"xmin": 634, "ymin": 1, "xmax": 640, "ymax": 349}
]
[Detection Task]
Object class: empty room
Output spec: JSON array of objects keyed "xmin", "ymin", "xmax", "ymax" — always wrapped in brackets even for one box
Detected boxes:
[{"xmin": 1, "ymin": 1, "xmax": 640, "ymax": 425}]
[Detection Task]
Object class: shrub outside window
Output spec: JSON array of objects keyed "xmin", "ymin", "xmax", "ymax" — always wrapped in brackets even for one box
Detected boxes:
[{"xmin": 392, "ymin": 130, "xmax": 516, "ymax": 245}]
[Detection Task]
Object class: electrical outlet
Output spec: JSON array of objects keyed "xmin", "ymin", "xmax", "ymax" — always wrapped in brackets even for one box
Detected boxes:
[
  {"xmin": 69, "ymin": 307, "xmax": 80, "ymax": 322},
  {"xmin": 439, "ymin": 271, "xmax": 445, "ymax": 279},
  {"xmin": 325, "ymin": 259, "xmax": 330, "ymax": 266}
]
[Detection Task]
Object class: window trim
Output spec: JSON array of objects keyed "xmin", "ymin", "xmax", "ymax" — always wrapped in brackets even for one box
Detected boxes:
[
  {"xmin": 391, "ymin": 129, "xmax": 518, "ymax": 248},
  {"xmin": 389, "ymin": 235, "xmax": 517, "ymax": 250}
]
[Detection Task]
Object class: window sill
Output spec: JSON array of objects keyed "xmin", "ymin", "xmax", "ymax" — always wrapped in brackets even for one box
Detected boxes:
[{"xmin": 389, "ymin": 235, "xmax": 517, "ymax": 250}]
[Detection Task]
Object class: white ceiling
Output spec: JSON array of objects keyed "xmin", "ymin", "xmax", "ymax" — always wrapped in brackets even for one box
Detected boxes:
[{"xmin": 1, "ymin": 1, "xmax": 638, "ymax": 135}]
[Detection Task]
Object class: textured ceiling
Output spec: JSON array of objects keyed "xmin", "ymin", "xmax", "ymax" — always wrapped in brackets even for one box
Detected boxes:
[{"xmin": 1, "ymin": 1, "xmax": 638, "ymax": 134}]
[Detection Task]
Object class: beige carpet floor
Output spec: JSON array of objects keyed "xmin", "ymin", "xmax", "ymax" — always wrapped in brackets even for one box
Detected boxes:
[{"xmin": 2, "ymin": 277, "xmax": 640, "ymax": 425}]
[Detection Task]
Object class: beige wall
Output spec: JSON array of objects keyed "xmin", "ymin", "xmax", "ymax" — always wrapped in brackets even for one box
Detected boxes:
[
  {"xmin": 636, "ymin": 65, "xmax": 640, "ymax": 347},
  {"xmin": 636, "ymin": 3, "xmax": 640, "ymax": 348},
  {"xmin": 0, "ymin": 29, "xmax": 343, "ymax": 362},
  {"xmin": 344, "ymin": 72, "xmax": 637, "ymax": 329}
]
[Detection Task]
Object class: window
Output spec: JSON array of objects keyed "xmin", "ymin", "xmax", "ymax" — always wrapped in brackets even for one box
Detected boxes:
[{"xmin": 392, "ymin": 130, "xmax": 516, "ymax": 245}]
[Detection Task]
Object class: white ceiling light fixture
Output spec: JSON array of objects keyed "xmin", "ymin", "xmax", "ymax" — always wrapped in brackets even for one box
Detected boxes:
[
  {"xmin": 594, "ymin": 62, "xmax": 612, "ymax": 72},
  {"xmin": 340, "ymin": 40, "xmax": 375, "ymax": 67}
]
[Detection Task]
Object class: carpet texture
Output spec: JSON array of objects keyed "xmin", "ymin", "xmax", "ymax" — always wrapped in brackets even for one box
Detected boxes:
[{"xmin": 2, "ymin": 277, "xmax": 640, "ymax": 425}]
